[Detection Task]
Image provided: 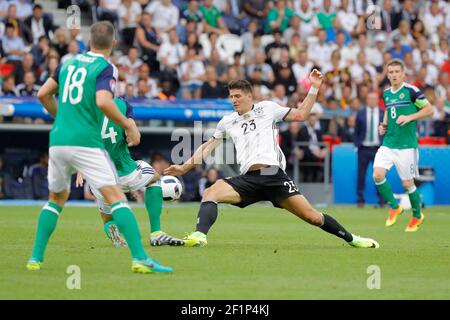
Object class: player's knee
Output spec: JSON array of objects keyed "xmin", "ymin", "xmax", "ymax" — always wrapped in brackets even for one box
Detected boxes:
[
  {"xmin": 373, "ymin": 171, "xmax": 385, "ymax": 183},
  {"xmin": 402, "ymin": 180, "xmax": 414, "ymax": 190},
  {"xmin": 49, "ymin": 191, "xmax": 69, "ymax": 207},
  {"xmin": 202, "ymin": 180, "xmax": 224, "ymax": 201}
]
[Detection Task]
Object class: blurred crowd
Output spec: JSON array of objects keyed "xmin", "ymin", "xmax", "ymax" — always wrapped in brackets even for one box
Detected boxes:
[{"xmin": 0, "ymin": 0, "xmax": 449, "ymax": 183}]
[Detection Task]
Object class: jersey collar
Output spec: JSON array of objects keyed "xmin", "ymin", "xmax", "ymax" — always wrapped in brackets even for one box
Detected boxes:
[
  {"xmin": 390, "ymin": 82, "xmax": 405, "ymax": 94},
  {"xmin": 87, "ymin": 51, "xmax": 106, "ymax": 58}
]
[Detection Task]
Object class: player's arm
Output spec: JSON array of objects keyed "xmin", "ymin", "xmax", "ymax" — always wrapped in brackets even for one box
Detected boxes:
[
  {"xmin": 283, "ymin": 69, "xmax": 323, "ymax": 122},
  {"xmin": 396, "ymin": 89, "xmax": 434, "ymax": 126},
  {"xmin": 37, "ymin": 64, "xmax": 61, "ymax": 117},
  {"xmin": 95, "ymin": 65, "xmax": 140, "ymax": 146},
  {"xmin": 164, "ymin": 137, "xmax": 222, "ymax": 176}
]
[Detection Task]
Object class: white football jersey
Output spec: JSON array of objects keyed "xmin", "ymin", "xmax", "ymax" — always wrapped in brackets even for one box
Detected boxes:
[{"xmin": 213, "ymin": 101, "xmax": 291, "ymax": 175}]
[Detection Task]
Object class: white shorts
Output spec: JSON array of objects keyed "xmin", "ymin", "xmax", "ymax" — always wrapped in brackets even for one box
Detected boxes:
[
  {"xmin": 48, "ymin": 146, "xmax": 118, "ymax": 193},
  {"xmin": 91, "ymin": 160, "xmax": 157, "ymax": 214},
  {"xmin": 373, "ymin": 146, "xmax": 419, "ymax": 180}
]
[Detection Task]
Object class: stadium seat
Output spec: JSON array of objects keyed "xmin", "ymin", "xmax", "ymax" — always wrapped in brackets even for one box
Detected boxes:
[{"xmin": 418, "ymin": 136, "xmax": 446, "ymax": 145}]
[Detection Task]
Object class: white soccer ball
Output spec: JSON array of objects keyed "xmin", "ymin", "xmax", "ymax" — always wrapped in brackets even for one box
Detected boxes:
[{"xmin": 161, "ymin": 175, "xmax": 183, "ymax": 201}]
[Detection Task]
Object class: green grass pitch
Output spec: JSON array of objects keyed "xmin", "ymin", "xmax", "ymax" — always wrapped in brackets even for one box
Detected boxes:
[{"xmin": 0, "ymin": 204, "xmax": 449, "ymax": 299}]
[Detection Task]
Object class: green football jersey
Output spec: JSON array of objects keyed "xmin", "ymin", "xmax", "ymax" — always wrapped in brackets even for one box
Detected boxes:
[
  {"xmin": 50, "ymin": 52, "xmax": 117, "ymax": 148},
  {"xmin": 100, "ymin": 98, "xmax": 137, "ymax": 177},
  {"xmin": 382, "ymin": 83, "xmax": 429, "ymax": 149}
]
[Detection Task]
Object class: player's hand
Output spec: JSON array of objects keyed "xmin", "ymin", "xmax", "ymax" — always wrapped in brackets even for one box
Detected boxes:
[
  {"xmin": 396, "ymin": 115, "xmax": 412, "ymax": 126},
  {"xmin": 309, "ymin": 69, "xmax": 323, "ymax": 88},
  {"xmin": 75, "ymin": 172, "xmax": 84, "ymax": 188},
  {"xmin": 164, "ymin": 165, "xmax": 187, "ymax": 176},
  {"xmin": 125, "ymin": 118, "xmax": 141, "ymax": 147},
  {"xmin": 379, "ymin": 123, "xmax": 387, "ymax": 135}
]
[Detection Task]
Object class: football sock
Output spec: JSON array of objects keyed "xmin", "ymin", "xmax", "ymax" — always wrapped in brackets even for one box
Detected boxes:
[
  {"xmin": 407, "ymin": 186, "xmax": 422, "ymax": 219},
  {"xmin": 375, "ymin": 178, "xmax": 399, "ymax": 209},
  {"xmin": 103, "ymin": 220, "xmax": 115, "ymax": 238},
  {"xmin": 320, "ymin": 213, "xmax": 353, "ymax": 242},
  {"xmin": 195, "ymin": 201, "xmax": 218, "ymax": 235},
  {"xmin": 30, "ymin": 202, "xmax": 62, "ymax": 262},
  {"xmin": 111, "ymin": 201, "xmax": 147, "ymax": 260},
  {"xmin": 145, "ymin": 183, "xmax": 162, "ymax": 233}
]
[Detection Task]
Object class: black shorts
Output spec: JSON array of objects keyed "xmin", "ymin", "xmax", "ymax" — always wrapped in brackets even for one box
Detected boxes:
[{"xmin": 223, "ymin": 166, "xmax": 301, "ymax": 208}]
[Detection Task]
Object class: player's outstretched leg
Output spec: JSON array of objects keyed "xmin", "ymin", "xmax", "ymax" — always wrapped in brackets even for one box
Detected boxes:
[
  {"xmin": 279, "ymin": 195, "xmax": 379, "ymax": 249},
  {"xmin": 374, "ymin": 168, "xmax": 403, "ymax": 227},
  {"xmin": 27, "ymin": 192, "xmax": 68, "ymax": 271},
  {"xmin": 145, "ymin": 181, "xmax": 184, "ymax": 246},
  {"xmin": 183, "ymin": 180, "xmax": 241, "ymax": 247},
  {"xmin": 102, "ymin": 186, "xmax": 173, "ymax": 273}
]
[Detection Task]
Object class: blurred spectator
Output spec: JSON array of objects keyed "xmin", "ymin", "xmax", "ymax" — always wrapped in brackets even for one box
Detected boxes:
[
  {"xmin": 178, "ymin": 47, "xmax": 206, "ymax": 99},
  {"xmin": 16, "ymin": 52, "xmax": 39, "ymax": 85},
  {"xmin": 198, "ymin": 167, "xmax": 220, "ymax": 196},
  {"xmin": 221, "ymin": 0, "xmax": 249, "ymax": 35},
  {"xmin": 138, "ymin": 63, "xmax": 159, "ymax": 98},
  {"xmin": 242, "ymin": 0, "xmax": 269, "ymax": 32},
  {"xmin": 274, "ymin": 62, "xmax": 297, "ymax": 96},
  {"xmin": 354, "ymin": 92, "xmax": 384, "ymax": 207},
  {"xmin": 69, "ymin": 28, "xmax": 86, "ymax": 53},
  {"xmin": 156, "ymin": 79, "xmax": 176, "ymax": 101},
  {"xmin": 205, "ymin": 47, "xmax": 228, "ymax": 83},
  {"xmin": 61, "ymin": 40, "xmax": 79, "ymax": 64},
  {"xmin": 1, "ymin": 75, "xmax": 16, "ymax": 96},
  {"xmin": 316, "ymin": 0, "xmax": 336, "ymax": 31},
  {"xmin": 118, "ymin": 0, "xmax": 142, "ymax": 48},
  {"xmin": 52, "ymin": 28, "xmax": 68, "ymax": 58},
  {"xmin": 135, "ymin": 12, "xmax": 162, "ymax": 74},
  {"xmin": 241, "ymin": 19, "xmax": 258, "ymax": 53},
  {"xmin": 283, "ymin": 15, "xmax": 301, "ymax": 44},
  {"xmin": 338, "ymin": 113, "xmax": 356, "ymax": 142},
  {"xmin": 97, "ymin": 0, "xmax": 120, "ymax": 25},
  {"xmin": 2, "ymin": 22, "xmax": 26, "ymax": 62},
  {"xmin": 399, "ymin": 0, "xmax": 419, "ymax": 27},
  {"xmin": 39, "ymin": 56, "xmax": 59, "ymax": 84},
  {"xmin": 298, "ymin": 112, "xmax": 327, "ymax": 182},
  {"xmin": 3, "ymin": 3, "xmax": 32, "ymax": 44},
  {"xmin": 31, "ymin": 36, "xmax": 50, "ymax": 70},
  {"xmin": 246, "ymin": 51, "xmax": 274, "ymax": 84},
  {"xmin": 244, "ymin": 31, "xmax": 264, "ymax": 64},
  {"xmin": 158, "ymin": 28, "xmax": 184, "ymax": 84},
  {"xmin": 271, "ymin": 83, "xmax": 287, "ymax": 106},
  {"xmin": 137, "ymin": 78, "xmax": 152, "ymax": 98},
  {"xmin": 420, "ymin": 51, "xmax": 439, "ymax": 86},
  {"xmin": 145, "ymin": 0, "xmax": 179, "ymax": 34},
  {"xmin": 24, "ymin": 4, "xmax": 56, "ymax": 45},
  {"xmin": 388, "ymin": 20, "xmax": 414, "ymax": 48},
  {"xmin": 337, "ymin": 0, "xmax": 358, "ymax": 34},
  {"xmin": 431, "ymin": 98, "xmax": 448, "ymax": 137},
  {"xmin": 264, "ymin": 29, "xmax": 289, "ymax": 65},
  {"xmin": 411, "ymin": 19, "xmax": 427, "ymax": 42},
  {"xmin": 15, "ymin": 71, "xmax": 40, "ymax": 96},
  {"xmin": 380, "ymin": 0, "xmax": 400, "ymax": 33},
  {"xmin": 292, "ymin": 49, "xmax": 314, "ymax": 83},
  {"xmin": 293, "ymin": 0, "xmax": 318, "ymax": 38},
  {"xmin": 201, "ymin": 65, "xmax": 228, "ymax": 99},
  {"xmin": 280, "ymin": 121, "xmax": 303, "ymax": 174},
  {"xmin": 349, "ymin": 51, "xmax": 376, "ymax": 85},
  {"xmin": 308, "ymin": 28, "xmax": 333, "ymax": 68},
  {"xmin": 388, "ymin": 35, "xmax": 411, "ymax": 60},
  {"xmin": 326, "ymin": 18, "xmax": 351, "ymax": 46},
  {"xmin": 265, "ymin": 0, "xmax": 295, "ymax": 33},
  {"xmin": 118, "ymin": 46, "xmax": 144, "ymax": 84},
  {"xmin": 185, "ymin": 32, "xmax": 204, "ymax": 58},
  {"xmin": 124, "ymin": 83, "xmax": 135, "ymax": 98},
  {"xmin": 28, "ymin": 151, "xmax": 48, "ymax": 200},
  {"xmin": 200, "ymin": 0, "xmax": 229, "ymax": 35}
]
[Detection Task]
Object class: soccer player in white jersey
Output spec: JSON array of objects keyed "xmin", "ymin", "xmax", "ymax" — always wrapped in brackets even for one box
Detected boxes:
[{"xmin": 165, "ymin": 72, "xmax": 380, "ymax": 248}]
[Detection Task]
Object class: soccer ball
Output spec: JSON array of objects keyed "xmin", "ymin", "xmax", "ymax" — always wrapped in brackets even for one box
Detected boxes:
[{"xmin": 161, "ymin": 175, "xmax": 183, "ymax": 201}]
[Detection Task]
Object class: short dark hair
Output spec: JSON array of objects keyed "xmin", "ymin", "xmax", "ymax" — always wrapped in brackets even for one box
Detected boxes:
[
  {"xmin": 386, "ymin": 58, "xmax": 405, "ymax": 71},
  {"xmin": 90, "ymin": 21, "xmax": 115, "ymax": 50},
  {"xmin": 33, "ymin": 4, "xmax": 43, "ymax": 10},
  {"xmin": 227, "ymin": 79, "xmax": 253, "ymax": 93}
]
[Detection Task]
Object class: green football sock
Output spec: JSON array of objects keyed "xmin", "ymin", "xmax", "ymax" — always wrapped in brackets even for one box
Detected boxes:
[
  {"xmin": 103, "ymin": 220, "xmax": 115, "ymax": 238},
  {"xmin": 407, "ymin": 187, "xmax": 422, "ymax": 219},
  {"xmin": 30, "ymin": 202, "xmax": 62, "ymax": 262},
  {"xmin": 111, "ymin": 201, "xmax": 147, "ymax": 260},
  {"xmin": 145, "ymin": 185, "xmax": 162, "ymax": 233},
  {"xmin": 375, "ymin": 179, "xmax": 399, "ymax": 209}
]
